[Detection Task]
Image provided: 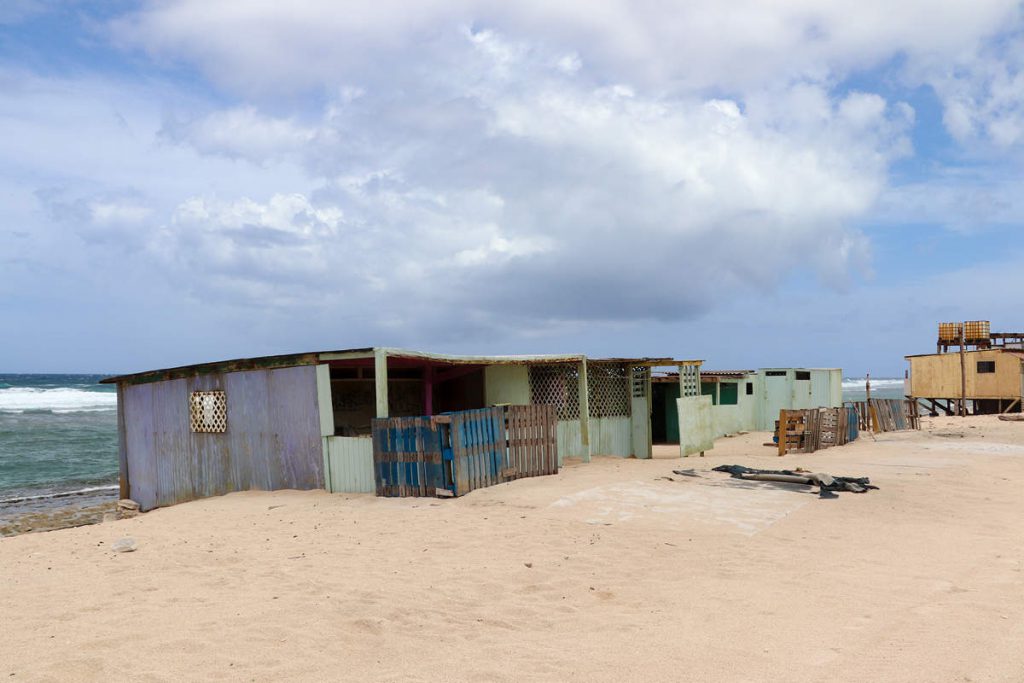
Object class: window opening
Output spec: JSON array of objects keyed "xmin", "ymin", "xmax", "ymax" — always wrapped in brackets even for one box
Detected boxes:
[{"xmin": 190, "ymin": 391, "xmax": 227, "ymax": 433}]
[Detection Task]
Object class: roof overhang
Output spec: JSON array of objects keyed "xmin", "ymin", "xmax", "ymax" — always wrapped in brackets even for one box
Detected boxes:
[
  {"xmin": 904, "ymin": 348, "xmax": 1022, "ymax": 360},
  {"xmin": 102, "ymin": 347, "xmax": 702, "ymax": 386}
]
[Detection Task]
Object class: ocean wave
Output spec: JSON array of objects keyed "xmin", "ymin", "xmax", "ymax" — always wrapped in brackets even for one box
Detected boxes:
[
  {"xmin": 0, "ymin": 387, "xmax": 117, "ymax": 413},
  {"xmin": 842, "ymin": 378, "xmax": 905, "ymax": 390}
]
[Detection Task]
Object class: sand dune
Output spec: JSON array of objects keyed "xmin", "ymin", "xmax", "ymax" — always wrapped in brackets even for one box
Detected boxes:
[{"xmin": 3, "ymin": 415, "xmax": 1024, "ymax": 682}]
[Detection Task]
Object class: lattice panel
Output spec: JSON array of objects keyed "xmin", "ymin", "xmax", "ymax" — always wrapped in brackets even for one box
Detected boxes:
[
  {"xmin": 588, "ymin": 363, "xmax": 631, "ymax": 418},
  {"xmin": 190, "ymin": 390, "xmax": 227, "ymax": 433},
  {"xmin": 529, "ymin": 365, "xmax": 580, "ymax": 420},
  {"xmin": 631, "ymin": 366, "xmax": 650, "ymax": 399},
  {"xmin": 680, "ymin": 364, "xmax": 701, "ymax": 397}
]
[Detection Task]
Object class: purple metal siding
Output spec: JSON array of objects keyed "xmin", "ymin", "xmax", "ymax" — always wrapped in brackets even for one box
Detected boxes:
[{"xmin": 121, "ymin": 365, "xmax": 324, "ymax": 511}]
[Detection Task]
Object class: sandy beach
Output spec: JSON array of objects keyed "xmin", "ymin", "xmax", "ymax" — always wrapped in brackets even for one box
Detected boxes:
[{"xmin": 2, "ymin": 415, "xmax": 1024, "ymax": 682}]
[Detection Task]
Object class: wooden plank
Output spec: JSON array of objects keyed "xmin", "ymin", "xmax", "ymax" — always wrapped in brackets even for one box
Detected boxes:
[
  {"xmin": 471, "ymin": 413, "xmax": 482, "ymax": 492},
  {"xmin": 505, "ymin": 408, "xmax": 516, "ymax": 479},
  {"xmin": 510, "ymin": 407, "xmax": 522, "ymax": 478},
  {"xmin": 544, "ymin": 405, "xmax": 552, "ymax": 475},
  {"xmin": 491, "ymin": 407, "xmax": 503, "ymax": 485},
  {"xmin": 370, "ymin": 418, "xmax": 383, "ymax": 496},
  {"xmin": 116, "ymin": 383, "xmax": 130, "ymax": 500},
  {"xmin": 535, "ymin": 405, "xmax": 544, "ymax": 475},
  {"xmin": 473, "ymin": 411, "xmax": 484, "ymax": 491},
  {"xmin": 778, "ymin": 410, "xmax": 787, "ymax": 456},
  {"xmin": 413, "ymin": 418, "xmax": 423, "ymax": 497}
]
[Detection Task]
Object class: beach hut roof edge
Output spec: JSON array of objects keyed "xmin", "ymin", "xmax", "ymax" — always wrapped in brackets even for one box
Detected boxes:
[{"xmin": 101, "ymin": 347, "xmax": 700, "ymax": 386}]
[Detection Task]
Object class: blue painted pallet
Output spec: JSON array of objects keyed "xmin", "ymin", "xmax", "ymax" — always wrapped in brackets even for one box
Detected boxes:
[{"xmin": 371, "ymin": 405, "xmax": 557, "ymax": 498}]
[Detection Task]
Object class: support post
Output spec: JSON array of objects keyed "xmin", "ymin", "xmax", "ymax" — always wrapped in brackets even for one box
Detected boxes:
[
  {"xmin": 423, "ymin": 365, "xmax": 434, "ymax": 416},
  {"xmin": 116, "ymin": 383, "xmax": 129, "ymax": 500},
  {"xmin": 959, "ymin": 325, "xmax": 967, "ymax": 417},
  {"xmin": 678, "ymin": 364, "xmax": 685, "ymax": 457},
  {"xmin": 578, "ymin": 360, "xmax": 591, "ymax": 462},
  {"xmin": 374, "ymin": 349, "xmax": 389, "ymax": 418},
  {"xmin": 777, "ymin": 409, "xmax": 788, "ymax": 456}
]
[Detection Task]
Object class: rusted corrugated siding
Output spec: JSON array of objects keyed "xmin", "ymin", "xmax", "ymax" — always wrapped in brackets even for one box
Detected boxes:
[{"xmin": 122, "ymin": 365, "xmax": 324, "ymax": 511}]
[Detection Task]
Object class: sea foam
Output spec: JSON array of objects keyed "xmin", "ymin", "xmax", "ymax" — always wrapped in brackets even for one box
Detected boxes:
[
  {"xmin": 841, "ymin": 378, "xmax": 905, "ymax": 390},
  {"xmin": 0, "ymin": 387, "xmax": 117, "ymax": 413}
]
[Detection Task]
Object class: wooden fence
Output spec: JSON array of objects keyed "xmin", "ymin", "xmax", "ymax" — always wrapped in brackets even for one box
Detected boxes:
[
  {"xmin": 777, "ymin": 399, "xmax": 920, "ymax": 455},
  {"xmin": 777, "ymin": 406, "xmax": 858, "ymax": 455},
  {"xmin": 847, "ymin": 398, "xmax": 920, "ymax": 433},
  {"xmin": 371, "ymin": 405, "xmax": 558, "ymax": 497}
]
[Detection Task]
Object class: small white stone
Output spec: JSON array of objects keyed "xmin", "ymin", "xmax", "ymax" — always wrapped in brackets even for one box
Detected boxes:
[{"xmin": 112, "ymin": 537, "xmax": 137, "ymax": 553}]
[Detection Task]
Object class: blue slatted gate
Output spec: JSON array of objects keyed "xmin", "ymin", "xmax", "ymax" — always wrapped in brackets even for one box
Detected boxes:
[
  {"xmin": 846, "ymin": 406, "xmax": 859, "ymax": 444},
  {"xmin": 371, "ymin": 405, "xmax": 557, "ymax": 497}
]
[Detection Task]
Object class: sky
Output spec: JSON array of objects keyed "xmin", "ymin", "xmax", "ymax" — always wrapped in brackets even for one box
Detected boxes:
[{"xmin": 1, "ymin": 1, "xmax": 1023, "ymax": 376}]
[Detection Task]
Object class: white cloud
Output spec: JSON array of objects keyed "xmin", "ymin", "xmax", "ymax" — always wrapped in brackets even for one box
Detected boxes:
[
  {"xmin": 5, "ymin": 1, "xmax": 1024, "ymax": 370},
  {"xmin": 110, "ymin": 0, "xmax": 1021, "ymax": 94},
  {"xmin": 163, "ymin": 106, "xmax": 317, "ymax": 163},
  {"xmin": 925, "ymin": 37, "xmax": 1024, "ymax": 147},
  {"xmin": 90, "ymin": 200, "xmax": 152, "ymax": 226},
  {"xmin": 8, "ymin": 21, "xmax": 920, "ymax": 332}
]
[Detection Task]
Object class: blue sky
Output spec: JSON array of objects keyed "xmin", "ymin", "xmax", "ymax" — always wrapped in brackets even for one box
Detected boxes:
[{"xmin": 2, "ymin": 1, "xmax": 1023, "ymax": 376}]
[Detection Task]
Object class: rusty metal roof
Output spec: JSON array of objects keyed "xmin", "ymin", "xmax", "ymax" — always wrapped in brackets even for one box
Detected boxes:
[
  {"xmin": 701, "ymin": 370, "xmax": 755, "ymax": 378},
  {"xmin": 101, "ymin": 347, "xmax": 701, "ymax": 386}
]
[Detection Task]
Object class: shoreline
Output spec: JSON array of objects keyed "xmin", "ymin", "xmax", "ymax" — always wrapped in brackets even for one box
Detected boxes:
[{"xmin": 0, "ymin": 484, "xmax": 118, "ymax": 537}]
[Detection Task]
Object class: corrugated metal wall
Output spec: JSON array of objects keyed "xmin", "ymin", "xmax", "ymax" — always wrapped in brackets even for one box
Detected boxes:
[
  {"xmin": 324, "ymin": 436, "xmax": 375, "ymax": 493},
  {"xmin": 556, "ymin": 420, "xmax": 587, "ymax": 463},
  {"xmin": 122, "ymin": 365, "xmax": 324, "ymax": 511},
  {"xmin": 589, "ymin": 416, "xmax": 632, "ymax": 456}
]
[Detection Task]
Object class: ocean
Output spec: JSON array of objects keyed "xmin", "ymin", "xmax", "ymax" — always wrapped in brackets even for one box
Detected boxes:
[
  {"xmin": 841, "ymin": 377, "xmax": 906, "ymax": 403},
  {"xmin": 0, "ymin": 374, "xmax": 119, "ymax": 533}
]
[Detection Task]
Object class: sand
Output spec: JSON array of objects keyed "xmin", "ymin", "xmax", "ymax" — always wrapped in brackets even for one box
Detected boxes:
[{"xmin": 3, "ymin": 415, "xmax": 1024, "ymax": 682}]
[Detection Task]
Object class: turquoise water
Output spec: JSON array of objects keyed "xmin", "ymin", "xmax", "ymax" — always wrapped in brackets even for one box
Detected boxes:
[{"xmin": 0, "ymin": 374, "xmax": 118, "ymax": 515}]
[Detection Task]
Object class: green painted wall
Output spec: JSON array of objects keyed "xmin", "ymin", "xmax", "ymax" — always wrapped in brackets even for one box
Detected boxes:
[
  {"xmin": 651, "ymin": 383, "xmax": 681, "ymax": 444},
  {"xmin": 484, "ymin": 365, "xmax": 530, "ymax": 406},
  {"xmin": 700, "ymin": 382, "xmax": 718, "ymax": 405},
  {"xmin": 664, "ymin": 383, "xmax": 680, "ymax": 443}
]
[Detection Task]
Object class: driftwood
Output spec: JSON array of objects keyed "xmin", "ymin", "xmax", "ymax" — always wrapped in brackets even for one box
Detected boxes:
[{"xmin": 712, "ymin": 465, "xmax": 877, "ymax": 496}]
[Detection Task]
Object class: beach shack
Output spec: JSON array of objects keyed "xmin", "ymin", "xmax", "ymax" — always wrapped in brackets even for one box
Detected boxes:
[
  {"xmin": 102, "ymin": 348, "xmax": 697, "ymax": 511},
  {"xmin": 905, "ymin": 321, "xmax": 1024, "ymax": 415},
  {"xmin": 666, "ymin": 365, "xmax": 843, "ymax": 455}
]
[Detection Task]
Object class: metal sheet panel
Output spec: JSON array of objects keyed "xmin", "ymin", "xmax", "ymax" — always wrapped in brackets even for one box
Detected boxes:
[
  {"xmin": 589, "ymin": 416, "xmax": 632, "ymax": 456},
  {"xmin": 121, "ymin": 365, "xmax": 324, "ymax": 511},
  {"xmin": 678, "ymin": 396, "xmax": 715, "ymax": 456},
  {"xmin": 556, "ymin": 419, "xmax": 587, "ymax": 463},
  {"xmin": 325, "ymin": 436, "xmax": 375, "ymax": 493}
]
